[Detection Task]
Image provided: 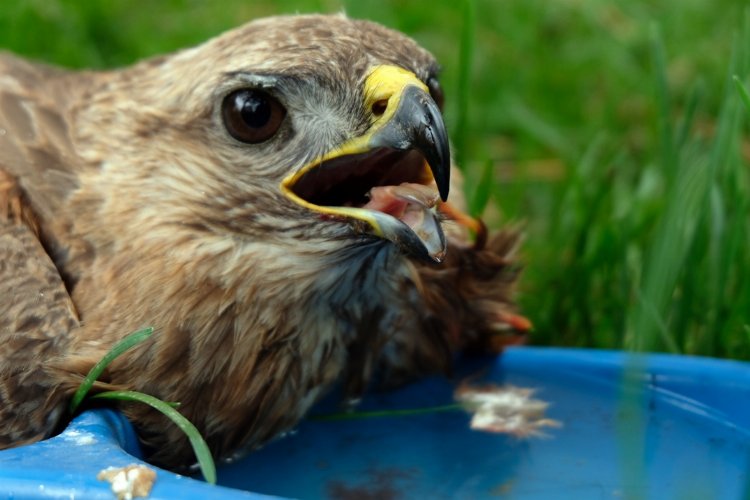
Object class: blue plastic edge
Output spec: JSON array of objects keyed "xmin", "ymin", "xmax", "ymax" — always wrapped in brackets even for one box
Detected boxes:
[{"xmin": 2, "ymin": 346, "xmax": 750, "ymax": 499}]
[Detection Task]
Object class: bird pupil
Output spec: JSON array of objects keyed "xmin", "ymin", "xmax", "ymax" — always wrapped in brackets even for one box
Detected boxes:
[{"xmin": 239, "ymin": 91, "xmax": 271, "ymax": 128}]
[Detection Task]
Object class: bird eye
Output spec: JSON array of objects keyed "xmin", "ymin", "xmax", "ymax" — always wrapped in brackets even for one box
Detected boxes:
[
  {"xmin": 222, "ymin": 89, "xmax": 286, "ymax": 144},
  {"xmin": 426, "ymin": 76, "xmax": 444, "ymax": 111}
]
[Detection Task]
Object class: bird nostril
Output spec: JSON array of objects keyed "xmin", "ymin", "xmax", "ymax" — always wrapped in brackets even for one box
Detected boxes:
[{"xmin": 371, "ymin": 99, "xmax": 388, "ymax": 116}]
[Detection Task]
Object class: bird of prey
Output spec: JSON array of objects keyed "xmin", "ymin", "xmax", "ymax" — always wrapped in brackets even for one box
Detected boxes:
[{"xmin": 0, "ymin": 14, "xmax": 527, "ymax": 469}]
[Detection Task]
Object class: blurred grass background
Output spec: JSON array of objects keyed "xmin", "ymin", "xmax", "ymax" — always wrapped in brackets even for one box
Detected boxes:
[{"xmin": 2, "ymin": 0, "xmax": 748, "ymax": 358}]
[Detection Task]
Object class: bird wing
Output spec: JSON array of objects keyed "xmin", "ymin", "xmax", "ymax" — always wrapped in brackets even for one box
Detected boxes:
[
  {"xmin": 0, "ymin": 52, "xmax": 85, "ymax": 221},
  {"xmin": 0, "ymin": 54, "xmax": 83, "ymax": 447},
  {"xmin": 0, "ymin": 208, "xmax": 79, "ymax": 446}
]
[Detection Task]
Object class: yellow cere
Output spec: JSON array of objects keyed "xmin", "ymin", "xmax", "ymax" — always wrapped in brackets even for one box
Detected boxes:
[
  {"xmin": 362, "ymin": 65, "xmax": 429, "ymax": 128},
  {"xmin": 280, "ymin": 64, "xmax": 430, "ymax": 236}
]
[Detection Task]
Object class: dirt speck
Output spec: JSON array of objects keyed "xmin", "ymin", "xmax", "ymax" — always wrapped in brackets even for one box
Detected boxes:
[
  {"xmin": 326, "ymin": 467, "xmax": 418, "ymax": 500},
  {"xmin": 490, "ymin": 480, "xmax": 514, "ymax": 496}
]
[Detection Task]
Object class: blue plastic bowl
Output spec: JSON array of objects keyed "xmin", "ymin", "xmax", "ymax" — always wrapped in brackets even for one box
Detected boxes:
[{"xmin": 2, "ymin": 346, "xmax": 749, "ymax": 499}]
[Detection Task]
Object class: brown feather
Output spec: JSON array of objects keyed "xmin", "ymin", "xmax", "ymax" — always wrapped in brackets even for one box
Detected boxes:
[{"xmin": 0, "ymin": 173, "xmax": 79, "ymax": 447}]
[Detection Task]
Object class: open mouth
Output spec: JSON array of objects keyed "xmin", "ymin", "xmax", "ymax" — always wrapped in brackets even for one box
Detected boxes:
[
  {"xmin": 285, "ymin": 147, "xmax": 447, "ymax": 261},
  {"xmin": 281, "ymin": 65, "xmax": 452, "ymax": 262},
  {"xmin": 290, "ymin": 148, "xmax": 433, "ymax": 208}
]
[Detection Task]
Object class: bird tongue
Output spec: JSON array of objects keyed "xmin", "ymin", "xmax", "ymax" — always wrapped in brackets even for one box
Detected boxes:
[{"xmin": 362, "ymin": 183, "xmax": 445, "ymax": 260}]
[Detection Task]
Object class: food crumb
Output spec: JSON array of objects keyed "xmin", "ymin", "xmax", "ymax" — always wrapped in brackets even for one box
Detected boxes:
[
  {"xmin": 97, "ymin": 464, "xmax": 156, "ymax": 500},
  {"xmin": 455, "ymin": 383, "xmax": 562, "ymax": 437}
]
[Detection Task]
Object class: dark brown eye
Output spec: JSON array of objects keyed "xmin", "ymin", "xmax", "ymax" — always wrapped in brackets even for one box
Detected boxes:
[
  {"xmin": 222, "ymin": 89, "xmax": 286, "ymax": 144},
  {"xmin": 426, "ymin": 76, "xmax": 444, "ymax": 111}
]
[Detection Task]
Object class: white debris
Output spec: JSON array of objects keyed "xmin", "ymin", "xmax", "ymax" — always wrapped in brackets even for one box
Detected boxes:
[
  {"xmin": 455, "ymin": 384, "xmax": 561, "ymax": 437},
  {"xmin": 97, "ymin": 464, "xmax": 156, "ymax": 500},
  {"xmin": 62, "ymin": 430, "xmax": 97, "ymax": 446}
]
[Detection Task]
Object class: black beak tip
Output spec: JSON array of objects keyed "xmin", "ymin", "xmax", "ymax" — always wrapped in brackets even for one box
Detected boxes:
[
  {"xmin": 435, "ymin": 157, "xmax": 450, "ymax": 202},
  {"xmin": 429, "ymin": 133, "xmax": 450, "ymax": 201}
]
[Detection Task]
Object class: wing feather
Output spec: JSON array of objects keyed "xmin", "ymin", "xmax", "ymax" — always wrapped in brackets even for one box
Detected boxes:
[
  {"xmin": 0, "ymin": 54, "xmax": 88, "ymax": 446},
  {"xmin": 0, "ymin": 52, "xmax": 87, "ymax": 221},
  {"xmin": 0, "ymin": 213, "xmax": 79, "ymax": 446}
]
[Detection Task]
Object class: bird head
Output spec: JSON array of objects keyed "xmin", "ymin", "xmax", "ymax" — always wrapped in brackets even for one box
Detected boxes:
[{"xmin": 80, "ymin": 14, "xmax": 453, "ymax": 263}]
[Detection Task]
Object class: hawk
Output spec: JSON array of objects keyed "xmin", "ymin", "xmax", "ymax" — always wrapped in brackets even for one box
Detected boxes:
[{"xmin": 0, "ymin": 14, "xmax": 527, "ymax": 469}]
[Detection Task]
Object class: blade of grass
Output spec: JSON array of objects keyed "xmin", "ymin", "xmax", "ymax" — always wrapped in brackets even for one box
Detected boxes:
[
  {"xmin": 69, "ymin": 327, "xmax": 154, "ymax": 414},
  {"xmin": 675, "ymin": 81, "xmax": 703, "ymax": 148},
  {"xmin": 312, "ymin": 404, "xmax": 462, "ymax": 422},
  {"xmin": 733, "ymin": 75, "xmax": 750, "ymax": 112},
  {"xmin": 627, "ymin": 157, "xmax": 708, "ymax": 353},
  {"xmin": 650, "ymin": 23, "xmax": 675, "ymax": 178},
  {"xmin": 93, "ymin": 390, "xmax": 216, "ymax": 485},
  {"xmin": 617, "ymin": 355, "xmax": 648, "ymax": 500},
  {"xmin": 454, "ymin": 0, "xmax": 475, "ymax": 170},
  {"xmin": 698, "ymin": 13, "xmax": 749, "ymax": 356},
  {"xmin": 469, "ymin": 158, "xmax": 494, "ymax": 217},
  {"xmin": 624, "ymin": 24, "xmax": 709, "ymax": 354}
]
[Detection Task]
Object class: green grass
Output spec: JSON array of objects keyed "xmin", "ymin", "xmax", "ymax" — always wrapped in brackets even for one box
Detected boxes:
[
  {"xmin": 2, "ymin": 0, "xmax": 748, "ymax": 358},
  {"xmin": 93, "ymin": 390, "xmax": 216, "ymax": 484},
  {"xmin": 69, "ymin": 327, "xmax": 155, "ymax": 414},
  {"xmin": 69, "ymin": 327, "xmax": 217, "ymax": 484}
]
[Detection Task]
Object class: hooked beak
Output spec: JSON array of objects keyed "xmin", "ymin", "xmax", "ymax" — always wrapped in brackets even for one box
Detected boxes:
[{"xmin": 280, "ymin": 65, "xmax": 451, "ymax": 262}]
